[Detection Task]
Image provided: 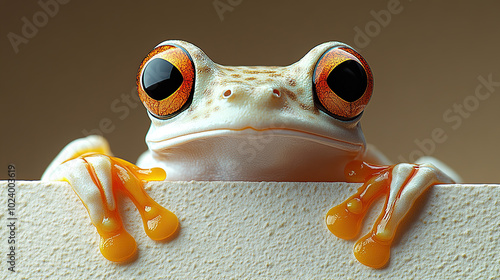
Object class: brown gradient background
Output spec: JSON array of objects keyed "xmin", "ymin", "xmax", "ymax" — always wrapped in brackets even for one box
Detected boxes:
[{"xmin": 1, "ymin": 1, "xmax": 499, "ymax": 182}]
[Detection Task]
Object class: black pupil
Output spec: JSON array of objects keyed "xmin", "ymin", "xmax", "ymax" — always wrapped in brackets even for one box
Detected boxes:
[
  {"xmin": 327, "ymin": 60, "xmax": 367, "ymax": 102},
  {"xmin": 142, "ymin": 58, "xmax": 183, "ymax": 101}
]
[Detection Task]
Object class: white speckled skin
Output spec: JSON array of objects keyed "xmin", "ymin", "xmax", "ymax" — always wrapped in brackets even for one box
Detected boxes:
[{"xmin": 137, "ymin": 40, "xmax": 366, "ymax": 181}]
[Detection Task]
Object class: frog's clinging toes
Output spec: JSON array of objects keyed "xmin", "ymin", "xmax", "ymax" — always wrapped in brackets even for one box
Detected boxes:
[{"xmin": 42, "ymin": 40, "xmax": 459, "ymax": 268}]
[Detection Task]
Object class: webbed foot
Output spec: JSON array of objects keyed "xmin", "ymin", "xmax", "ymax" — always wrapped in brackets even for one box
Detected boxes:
[
  {"xmin": 42, "ymin": 136, "xmax": 178, "ymax": 262},
  {"xmin": 326, "ymin": 160, "xmax": 454, "ymax": 268}
]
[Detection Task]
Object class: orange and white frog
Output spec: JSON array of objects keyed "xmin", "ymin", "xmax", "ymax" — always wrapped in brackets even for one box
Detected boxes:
[{"xmin": 42, "ymin": 40, "xmax": 460, "ymax": 268}]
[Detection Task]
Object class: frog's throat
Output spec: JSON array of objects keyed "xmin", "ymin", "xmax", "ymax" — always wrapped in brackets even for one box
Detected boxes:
[{"xmin": 146, "ymin": 127, "xmax": 364, "ymax": 154}]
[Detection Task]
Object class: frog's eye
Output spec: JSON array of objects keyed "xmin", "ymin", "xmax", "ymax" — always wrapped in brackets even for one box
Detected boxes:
[
  {"xmin": 313, "ymin": 47, "xmax": 373, "ymax": 121},
  {"xmin": 137, "ymin": 44, "xmax": 195, "ymax": 118}
]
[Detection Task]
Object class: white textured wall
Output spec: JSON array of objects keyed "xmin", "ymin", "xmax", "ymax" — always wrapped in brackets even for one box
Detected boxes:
[{"xmin": 1, "ymin": 181, "xmax": 499, "ymax": 279}]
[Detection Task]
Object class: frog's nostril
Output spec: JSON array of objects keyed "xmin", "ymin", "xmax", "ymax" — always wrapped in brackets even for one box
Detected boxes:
[
  {"xmin": 272, "ymin": 89, "xmax": 281, "ymax": 98},
  {"xmin": 223, "ymin": 90, "xmax": 233, "ymax": 98}
]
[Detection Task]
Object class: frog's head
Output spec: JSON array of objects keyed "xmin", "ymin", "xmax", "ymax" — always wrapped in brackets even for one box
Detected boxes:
[{"xmin": 136, "ymin": 40, "xmax": 373, "ymax": 181}]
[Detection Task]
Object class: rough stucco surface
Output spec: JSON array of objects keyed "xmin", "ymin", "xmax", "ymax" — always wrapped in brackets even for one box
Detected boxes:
[{"xmin": 0, "ymin": 181, "xmax": 499, "ymax": 279}]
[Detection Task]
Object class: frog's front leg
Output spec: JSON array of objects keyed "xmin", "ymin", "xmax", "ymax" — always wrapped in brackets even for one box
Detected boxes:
[
  {"xmin": 326, "ymin": 160, "xmax": 454, "ymax": 268},
  {"xmin": 42, "ymin": 136, "xmax": 179, "ymax": 262}
]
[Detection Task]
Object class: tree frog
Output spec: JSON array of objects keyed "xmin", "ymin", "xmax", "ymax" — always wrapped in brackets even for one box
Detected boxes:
[{"xmin": 42, "ymin": 40, "xmax": 459, "ymax": 268}]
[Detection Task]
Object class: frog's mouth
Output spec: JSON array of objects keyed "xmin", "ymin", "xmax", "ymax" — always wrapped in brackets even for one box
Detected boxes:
[
  {"xmin": 147, "ymin": 127, "xmax": 364, "ymax": 154},
  {"xmin": 145, "ymin": 126, "xmax": 365, "ymax": 181}
]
